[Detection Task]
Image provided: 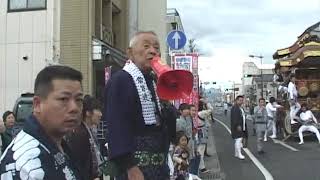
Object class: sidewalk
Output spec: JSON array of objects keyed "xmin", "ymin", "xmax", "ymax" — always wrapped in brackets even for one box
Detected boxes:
[{"xmin": 199, "ymin": 121, "xmax": 225, "ymax": 180}]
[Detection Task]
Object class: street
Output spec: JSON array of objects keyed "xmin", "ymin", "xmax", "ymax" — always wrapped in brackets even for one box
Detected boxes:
[{"xmin": 212, "ymin": 108, "xmax": 320, "ymax": 180}]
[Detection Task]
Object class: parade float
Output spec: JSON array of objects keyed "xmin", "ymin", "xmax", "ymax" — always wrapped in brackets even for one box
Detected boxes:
[{"xmin": 273, "ymin": 22, "xmax": 320, "ymax": 139}]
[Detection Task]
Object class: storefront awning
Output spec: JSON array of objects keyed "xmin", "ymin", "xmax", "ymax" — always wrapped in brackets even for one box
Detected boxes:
[{"xmin": 92, "ymin": 38, "xmax": 127, "ymax": 67}]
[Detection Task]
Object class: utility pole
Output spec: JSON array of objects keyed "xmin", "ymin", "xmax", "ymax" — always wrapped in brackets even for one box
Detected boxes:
[
  {"xmin": 249, "ymin": 55, "xmax": 264, "ymax": 98},
  {"xmin": 233, "ymin": 82, "xmax": 235, "ymax": 102}
]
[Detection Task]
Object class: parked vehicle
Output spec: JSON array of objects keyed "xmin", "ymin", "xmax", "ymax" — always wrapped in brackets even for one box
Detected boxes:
[{"xmin": 12, "ymin": 93, "xmax": 33, "ymax": 131}]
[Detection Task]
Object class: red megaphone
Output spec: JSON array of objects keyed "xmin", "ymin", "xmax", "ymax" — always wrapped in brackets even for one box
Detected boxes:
[{"xmin": 150, "ymin": 56, "xmax": 194, "ymax": 100}]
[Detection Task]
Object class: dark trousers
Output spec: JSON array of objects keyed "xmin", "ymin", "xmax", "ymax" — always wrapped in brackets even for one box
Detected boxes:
[{"xmin": 189, "ymin": 155, "xmax": 200, "ymax": 175}]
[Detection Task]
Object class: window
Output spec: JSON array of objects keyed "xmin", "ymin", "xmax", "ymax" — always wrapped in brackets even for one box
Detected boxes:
[{"xmin": 8, "ymin": 0, "xmax": 46, "ymax": 12}]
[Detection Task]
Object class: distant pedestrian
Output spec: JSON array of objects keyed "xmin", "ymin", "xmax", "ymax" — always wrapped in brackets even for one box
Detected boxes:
[
  {"xmin": 224, "ymin": 102, "xmax": 228, "ymax": 116},
  {"xmin": 189, "ymin": 104, "xmax": 201, "ymax": 176},
  {"xmin": 1, "ymin": 111, "xmax": 16, "ymax": 153},
  {"xmin": 199, "ymin": 97, "xmax": 214, "ymax": 157},
  {"xmin": 230, "ymin": 95, "xmax": 247, "ymax": 160},
  {"xmin": 253, "ymin": 98, "xmax": 267, "ymax": 154},
  {"xmin": 197, "ymin": 101, "xmax": 212, "ymax": 173}
]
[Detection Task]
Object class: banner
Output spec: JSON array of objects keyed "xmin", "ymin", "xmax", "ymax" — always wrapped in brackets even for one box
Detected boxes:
[
  {"xmin": 173, "ymin": 53, "xmax": 199, "ymax": 106},
  {"xmin": 174, "ymin": 55, "xmax": 193, "ymax": 71}
]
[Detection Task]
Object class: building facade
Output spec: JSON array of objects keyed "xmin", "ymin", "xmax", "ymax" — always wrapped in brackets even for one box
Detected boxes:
[
  {"xmin": 242, "ymin": 62, "xmax": 276, "ymax": 103},
  {"xmin": 0, "ymin": 0, "xmax": 58, "ymax": 114},
  {"xmin": 0, "ymin": 0, "xmax": 167, "ymax": 114}
]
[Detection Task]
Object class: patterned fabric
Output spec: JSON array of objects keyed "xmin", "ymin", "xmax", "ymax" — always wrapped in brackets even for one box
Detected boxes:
[
  {"xmin": 172, "ymin": 146, "xmax": 189, "ymax": 179},
  {"xmin": 176, "ymin": 116, "xmax": 195, "ymax": 159},
  {"xmin": 84, "ymin": 124, "xmax": 104, "ymax": 176},
  {"xmin": 134, "ymin": 151, "xmax": 165, "ymax": 166},
  {"xmin": 176, "ymin": 116, "xmax": 193, "ymax": 140},
  {"xmin": 116, "ymin": 133, "xmax": 170, "ymax": 180},
  {"xmin": 0, "ymin": 116, "xmax": 81, "ymax": 180},
  {"xmin": 253, "ymin": 106, "xmax": 267, "ymax": 124},
  {"xmin": 123, "ymin": 60, "xmax": 161, "ymax": 125},
  {"xmin": 198, "ymin": 110, "xmax": 211, "ymax": 144}
]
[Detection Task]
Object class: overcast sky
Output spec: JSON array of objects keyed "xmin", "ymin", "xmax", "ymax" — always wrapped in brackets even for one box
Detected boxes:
[{"xmin": 167, "ymin": 0, "xmax": 320, "ymax": 87}]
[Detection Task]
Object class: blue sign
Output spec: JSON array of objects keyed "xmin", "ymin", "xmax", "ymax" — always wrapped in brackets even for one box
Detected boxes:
[{"xmin": 167, "ymin": 30, "xmax": 187, "ymax": 50}]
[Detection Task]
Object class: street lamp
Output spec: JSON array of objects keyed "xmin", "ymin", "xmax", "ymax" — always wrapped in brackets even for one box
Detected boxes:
[{"xmin": 249, "ymin": 54, "xmax": 264, "ymax": 98}]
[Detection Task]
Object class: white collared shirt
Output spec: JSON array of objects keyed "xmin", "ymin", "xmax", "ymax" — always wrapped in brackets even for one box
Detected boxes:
[
  {"xmin": 240, "ymin": 107, "xmax": 246, "ymax": 131},
  {"xmin": 266, "ymin": 102, "xmax": 281, "ymax": 118},
  {"xmin": 300, "ymin": 110, "xmax": 317, "ymax": 123},
  {"xmin": 288, "ymin": 82, "xmax": 298, "ymax": 100}
]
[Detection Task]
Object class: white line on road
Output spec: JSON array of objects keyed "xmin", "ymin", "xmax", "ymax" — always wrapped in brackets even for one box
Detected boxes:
[
  {"xmin": 214, "ymin": 117, "xmax": 274, "ymax": 180},
  {"xmin": 272, "ymin": 139, "xmax": 299, "ymax": 152}
]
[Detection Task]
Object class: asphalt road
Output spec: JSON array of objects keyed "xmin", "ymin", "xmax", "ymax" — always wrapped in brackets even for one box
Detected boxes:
[{"xmin": 212, "ymin": 108, "xmax": 320, "ymax": 180}]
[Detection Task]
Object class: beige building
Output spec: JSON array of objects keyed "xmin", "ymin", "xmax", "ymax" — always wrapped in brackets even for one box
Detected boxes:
[
  {"xmin": 137, "ymin": 0, "xmax": 167, "ymax": 59},
  {"xmin": 242, "ymin": 62, "xmax": 276, "ymax": 103},
  {"xmin": 0, "ymin": 0, "xmax": 167, "ymax": 114}
]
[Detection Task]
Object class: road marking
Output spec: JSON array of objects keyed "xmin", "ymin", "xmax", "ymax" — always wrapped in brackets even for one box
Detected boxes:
[
  {"xmin": 242, "ymin": 148, "xmax": 274, "ymax": 180},
  {"xmin": 214, "ymin": 117, "xmax": 274, "ymax": 180},
  {"xmin": 272, "ymin": 139, "xmax": 299, "ymax": 152}
]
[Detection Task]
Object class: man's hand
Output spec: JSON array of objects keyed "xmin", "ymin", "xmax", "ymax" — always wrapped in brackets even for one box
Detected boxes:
[
  {"xmin": 128, "ymin": 166, "xmax": 144, "ymax": 180},
  {"xmin": 237, "ymin": 126, "xmax": 242, "ymax": 132}
]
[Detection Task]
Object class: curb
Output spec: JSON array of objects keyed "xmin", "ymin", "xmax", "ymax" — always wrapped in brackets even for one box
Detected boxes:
[{"xmin": 200, "ymin": 121, "xmax": 225, "ymax": 180}]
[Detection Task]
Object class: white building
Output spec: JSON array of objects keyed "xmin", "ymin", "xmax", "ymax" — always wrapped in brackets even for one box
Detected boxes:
[
  {"xmin": 0, "ymin": 0, "xmax": 59, "ymax": 114},
  {"xmin": 242, "ymin": 62, "xmax": 276, "ymax": 103}
]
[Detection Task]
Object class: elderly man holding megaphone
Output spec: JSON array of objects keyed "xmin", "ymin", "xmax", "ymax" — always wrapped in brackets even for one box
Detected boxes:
[{"xmin": 104, "ymin": 31, "xmax": 193, "ymax": 180}]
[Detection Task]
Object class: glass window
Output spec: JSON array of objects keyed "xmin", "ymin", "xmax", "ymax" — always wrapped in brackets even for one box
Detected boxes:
[
  {"xmin": 28, "ymin": 0, "xmax": 46, "ymax": 8},
  {"xmin": 9, "ymin": 0, "xmax": 27, "ymax": 10},
  {"xmin": 16, "ymin": 102, "xmax": 33, "ymax": 123},
  {"xmin": 8, "ymin": 0, "xmax": 46, "ymax": 12}
]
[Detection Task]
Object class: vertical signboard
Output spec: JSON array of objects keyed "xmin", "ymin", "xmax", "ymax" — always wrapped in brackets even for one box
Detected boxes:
[{"xmin": 173, "ymin": 53, "xmax": 199, "ymax": 109}]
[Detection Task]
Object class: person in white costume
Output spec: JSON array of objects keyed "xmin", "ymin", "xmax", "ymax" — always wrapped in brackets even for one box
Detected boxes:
[
  {"xmin": 298, "ymin": 104, "xmax": 320, "ymax": 145},
  {"xmin": 288, "ymin": 75, "xmax": 301, "ymax": 124},
  {"xmin": 264, "ymin": 97, "xmax": 283, "ymax": 141}
]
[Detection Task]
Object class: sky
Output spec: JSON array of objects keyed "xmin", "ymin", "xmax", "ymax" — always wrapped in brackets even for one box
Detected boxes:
[{"xmin": 167, "ymin": 0, "xmax": 320, "ymax": 88}]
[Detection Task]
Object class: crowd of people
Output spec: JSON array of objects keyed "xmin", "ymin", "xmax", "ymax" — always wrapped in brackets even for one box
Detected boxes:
[
  {"xmin": 230, "ymin": 76, "xmax": 320, "ymax": 160},
  {"xmin": 173, "ymin": 99, "xmax": 213, "ymax": 179},
  {"xmin": 2, "ymin": 29, "xmax": 320, "ymax": 180},
  {"xmin": 0, "ymin": 31, "xmax": 215, "ymax": 180}
]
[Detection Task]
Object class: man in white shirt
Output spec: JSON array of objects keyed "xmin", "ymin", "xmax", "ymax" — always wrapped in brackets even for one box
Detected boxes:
[
  {"xmin": 224, "ymin": 102, "xmax": 228, "ymax": 116},
  {"xmin": 288, "ymin": 75, "xmax": 301, "ymax": 124},
  {"xmin": 264, "ymin": 97, "xmax": 282, "ymax": 141},
  {"xmin": 298, "ymin": 104, "xmax": 320, "ymax": 144}
]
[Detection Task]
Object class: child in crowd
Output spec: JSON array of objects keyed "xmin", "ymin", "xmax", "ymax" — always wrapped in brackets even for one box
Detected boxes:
[{"xmin": 173, "ymin": 131, "xmax": 190, "ymax": 180}]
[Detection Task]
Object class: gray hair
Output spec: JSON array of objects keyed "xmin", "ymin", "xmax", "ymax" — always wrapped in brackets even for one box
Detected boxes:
[{"xmin": 129, "ymin": 31, "xmax": 158, "ymax": 48}]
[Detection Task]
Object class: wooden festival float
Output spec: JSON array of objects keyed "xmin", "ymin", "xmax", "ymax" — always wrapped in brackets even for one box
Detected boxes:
[{"xmin": 273, "ymin": 22, "xmax": 320, "ymax": 140}]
